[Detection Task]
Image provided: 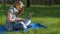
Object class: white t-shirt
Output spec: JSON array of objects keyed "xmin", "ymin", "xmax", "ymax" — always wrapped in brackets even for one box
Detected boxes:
[
  {"xmin": 5, "ymin": 6, "xmax": 20, "ymax": 30},
  {"xmin": 9, "ymin": 6, "xmax": 19, "ymax": 19}
]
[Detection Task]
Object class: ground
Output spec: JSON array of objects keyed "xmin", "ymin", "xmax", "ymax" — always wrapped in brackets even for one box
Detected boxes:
[{"xmin": 0, "ymin": 5, "xmax": 60, "ymax": 34}]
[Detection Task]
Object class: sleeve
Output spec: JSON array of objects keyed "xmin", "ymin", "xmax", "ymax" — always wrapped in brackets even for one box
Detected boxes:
[{"xmin": 8, "ymin": 7, "xmax": 14, "ymax": 13}]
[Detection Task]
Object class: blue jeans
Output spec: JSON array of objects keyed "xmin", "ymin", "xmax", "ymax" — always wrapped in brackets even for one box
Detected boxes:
[{"xmin": 5, "ymin": 19, "xmax": 31, "ymax": 31}]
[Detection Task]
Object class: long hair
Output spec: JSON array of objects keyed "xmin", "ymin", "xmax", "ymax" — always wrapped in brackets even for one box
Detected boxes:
[{"xmin": 13, "ymin": 1, "xmax": 24, "ymax": 16}]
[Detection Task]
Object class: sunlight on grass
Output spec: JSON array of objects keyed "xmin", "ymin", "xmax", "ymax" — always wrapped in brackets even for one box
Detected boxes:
[
  {"xmin": 0, "ymin": 16, "xmax": 60, "ymax": 34},
  {"xmin": 0, "ymin": 15, "xmax": 6, "ymax": 25},
  {"xmin": 0, "ymin": 6, "xmax": 60, "ymax": 34}
]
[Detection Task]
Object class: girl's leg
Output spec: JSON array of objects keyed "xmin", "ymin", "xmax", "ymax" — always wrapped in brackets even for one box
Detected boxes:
[
  {"xmin": 5, "ymin": 22, "xmax": 13, "ymax": 31},
  {"xmin": 19, "ymin": 19, "xmax": 31, "ymax": 29},
  {"xmin": 14, "ymin": 21, "xmax": 27, "ymax": 29},
  {"xmin": 14, "ymin": 19, "xmax": 31, "ymax": 29},
  {"xmin": 19, "ymin": 21, "xmax": 27, "ymax": 29}
]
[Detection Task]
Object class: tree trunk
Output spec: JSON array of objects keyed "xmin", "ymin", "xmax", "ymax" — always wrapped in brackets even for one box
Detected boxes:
[
  {"xmin": 48, "ymin": 0, "xmax": 52, "ymax": 6},
  {"xmin": 27, "ymin": 0, "xmax": 30, "ymax": 7}
]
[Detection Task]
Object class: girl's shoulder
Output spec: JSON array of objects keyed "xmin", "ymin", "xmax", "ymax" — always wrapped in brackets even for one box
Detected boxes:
[
  {"xmin": 9, "ymin": 6, "xmax": 19, "ymax": 13},
  {"xmin": 9, "ymin": 6, "xmax": 14, "ymax": 13}
]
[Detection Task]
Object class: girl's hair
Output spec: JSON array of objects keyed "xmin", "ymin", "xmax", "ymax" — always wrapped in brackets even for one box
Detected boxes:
[
  {"xmin": 13, "ymin": 1, "xmax": 24, "ymax": 16},
  {"xmin": 13, "ymin": 1, "xmax": 24, "ymax": 7}
]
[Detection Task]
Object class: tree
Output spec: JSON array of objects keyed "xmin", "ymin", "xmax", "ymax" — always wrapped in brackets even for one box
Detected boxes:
[
  {"xmin": 2, "ymin": 0, "xmax": 6, "ymax": 6},
  {"xmin": 27, "ymin": 0, "xmax": 30, "ymax": 7},
  {"xmin": 48, "ymin": 0, "xmax": 52, "ymax": 6}
]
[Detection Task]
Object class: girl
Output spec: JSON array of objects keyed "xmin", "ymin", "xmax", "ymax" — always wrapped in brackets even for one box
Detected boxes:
[{"xmin": 5, "ymin": 1, "xmax": 31, "ymax": 31}]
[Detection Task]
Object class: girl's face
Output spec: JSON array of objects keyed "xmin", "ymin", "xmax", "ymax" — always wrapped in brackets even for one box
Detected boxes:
[{"xmin": 16, "ymin": 3, "xmax": 23, "ymax": 10}]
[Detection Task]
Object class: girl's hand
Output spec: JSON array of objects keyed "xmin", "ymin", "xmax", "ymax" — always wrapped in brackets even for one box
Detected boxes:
[
  {"xmin": 19, "ymin": 19, "xmax": 25, "ymax": 22},
  {"xmin": 15, "ymin": 18, "xmax": 25, "ymax": 21}
]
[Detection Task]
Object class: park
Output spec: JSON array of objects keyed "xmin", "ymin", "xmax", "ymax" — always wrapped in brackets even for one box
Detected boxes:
[{"xmin": 0, "ymin": 0, "xmax": 60, "ymax": 34}]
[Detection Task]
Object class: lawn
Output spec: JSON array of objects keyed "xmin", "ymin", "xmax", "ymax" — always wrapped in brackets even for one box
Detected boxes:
[{"xmin": 0, "ymin": 5, "xmax": 60, "ymax": 34}]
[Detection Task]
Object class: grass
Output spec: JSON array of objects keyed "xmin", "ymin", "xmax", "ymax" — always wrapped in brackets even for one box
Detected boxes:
[{"xmin": 0, "ymin": 5, "xmax": 60, "ymax": 34}]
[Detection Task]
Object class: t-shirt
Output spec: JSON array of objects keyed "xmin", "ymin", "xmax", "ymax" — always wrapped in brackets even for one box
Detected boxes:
[
  {"xmin": 9, "ymin": 6, "xmax": 19, "ymax": 19},
  {"xmin": 5, "ymin": 6, "xmax": 19, "ymax": 30}
]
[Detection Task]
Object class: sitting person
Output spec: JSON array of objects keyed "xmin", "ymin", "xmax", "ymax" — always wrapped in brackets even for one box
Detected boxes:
[{"xmin": 5, "ymin": 1, "xmax": 31, "ymax": 31}]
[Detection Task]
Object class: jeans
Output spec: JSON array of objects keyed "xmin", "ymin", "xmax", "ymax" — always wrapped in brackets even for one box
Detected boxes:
[{"xmin": 5, "ymin": 19, "xmax": 31, "ymax": 31}]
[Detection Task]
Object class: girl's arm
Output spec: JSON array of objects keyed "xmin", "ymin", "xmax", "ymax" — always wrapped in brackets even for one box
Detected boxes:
[
  {"xmin": 15, "ymin": 18, "xmax": 25, "ymax": 21},
  {"xmin": 7, "ymin": 11, "xmax": 16, "ymax": 22},
  {"xmin": 7, "ymin": 11, "xmax": 24, "ymax": 22}
]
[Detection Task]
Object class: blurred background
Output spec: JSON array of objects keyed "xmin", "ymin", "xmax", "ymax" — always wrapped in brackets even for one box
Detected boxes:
[
  {"xmin": 0, "ymin": 0, "xmax": 60, "ymax": 34},
  {"xmin": 0, "ymin": 0, "xmax": 60, "ymax": 6}
]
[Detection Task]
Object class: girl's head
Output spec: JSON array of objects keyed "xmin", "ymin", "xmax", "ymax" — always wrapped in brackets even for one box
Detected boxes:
[
  {"xmin": 13, "ymin": 1, "xmax": 24, "ymax": 16},
  {"xmin": 13, "ymin": 1, "xmax": 24, "ymax": 10}
]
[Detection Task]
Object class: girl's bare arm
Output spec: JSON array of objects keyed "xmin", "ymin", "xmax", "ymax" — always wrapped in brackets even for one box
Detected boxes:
[
  {"xmin": 7, "ymin": 11, "xmax": 16, "ymax": 22},
  {"xmin": 7, "ymin": 11, "xmax": 24, "ymax": 22}
]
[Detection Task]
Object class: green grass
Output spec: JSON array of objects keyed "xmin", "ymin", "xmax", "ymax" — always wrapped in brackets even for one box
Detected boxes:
[{"xmin": 0, "ymin": 5, "xmax": 60, "ymax": 34}]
